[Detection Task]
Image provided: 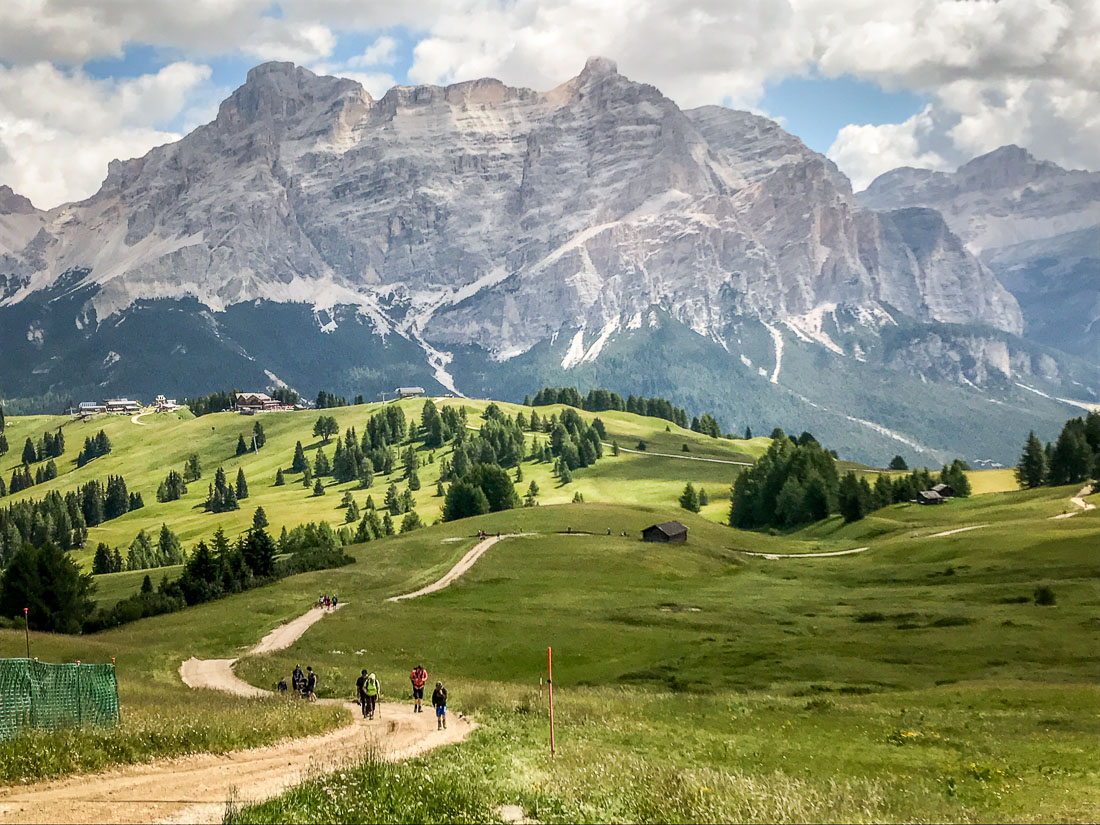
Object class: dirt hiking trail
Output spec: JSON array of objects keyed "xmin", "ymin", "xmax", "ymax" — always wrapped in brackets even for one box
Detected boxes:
[
  {"xmin": 388, "ymin": 533, "xmax": 531, "ymax": 601},
  {"xmin": 0, "ymin": 602, "xmax": 473, "ymax": 825},
  {"xmin": 1049, "ymin": 485, "xmax": 1096, "ymax": 519}
]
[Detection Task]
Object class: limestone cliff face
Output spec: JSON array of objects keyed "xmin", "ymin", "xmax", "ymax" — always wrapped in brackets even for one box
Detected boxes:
[
  {"xmin": 860, "ymin": 146, "xmax": 1099, "ymax": 356},
  {"xmin": 0, "ymin": 58, "xmax": 1023, "ymax": 372}
]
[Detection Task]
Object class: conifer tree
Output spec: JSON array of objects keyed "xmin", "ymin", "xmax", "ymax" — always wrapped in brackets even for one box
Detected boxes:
[
  {"xmin": 291, "ymin": 441, "xmax": 308, "ymax": 473},
  {"xmin": 274, "ymin": 467, "xmax": 285, "ymax": 486},
  {"xmin": 184, "ymin": 453, "xmax": 202, "ymax": 482},
  {"xmin": 436, "ymin": 479, "xmax": 445, "ymax": 497},
  {"xmin": 408, "ymin": 468, "xmax": 421, "ymax": 491},
  {"xmin": 301, "ymin": 463, "xmax": 312, "ymax": 487},
  {"xmin": 382, "ymin": 512, "xmax": 395, "ymax": 536},
  {"xmin": 127, "ymin": 529, "xmax": 154, "ymax": 570},
  {"xmin": 236, "ymin": 468, "xmax": 249, "ymax": 499},
  {"xmin": 1048, "ymin": 420, "xmax": 1092, "ymax": 486},
  {"xmin": 22, "ymin": 437, "xmax": 36, "ymax": 465},
  {"xmin": 345, "ymin": 499, "xmax": 360, "ymax": 523},
  {"xmin": 92, "ymin": 542, "xmax": 113, "ymax": 574},
  {"xmin": 359, "ymin": 463, "xmax": 374, "ymax": 489},
  {"xmin": 679, "ymin": 482, "xmax": 700, "ymax": 512},
  {"xmin": 252, "ymin": 506, "xmax": 269, "ymax": 530},
  {"xmin": 156, "ymin": 523, "xmax": 185, "ymax": 566},
  {"xmin": 838, "ymin": 472, "xmax": 867, "ymax": 522},
  {"xmin": 400, "ymin": 510, "xmax": 423, "ymax": 533},
  {"xmin": 385, "ymin": 482, "xmax": 401, "ymax": 514},
  {"xmin": 236, "ymin": 434, "xmax": 249, "ymax": 456},
  {"xmin": 313, "ymin": 478, "xmax": 325, "ymax": 496}
]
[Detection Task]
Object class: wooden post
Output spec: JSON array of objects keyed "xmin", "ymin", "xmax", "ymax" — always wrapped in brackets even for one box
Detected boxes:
[
  {"xmin": 547, "ymin": 646, "xmax": 555, "ymax": 757},
  {"xmin": 23, "ymin": 607, "xmax": 30, "ymax": 659}
]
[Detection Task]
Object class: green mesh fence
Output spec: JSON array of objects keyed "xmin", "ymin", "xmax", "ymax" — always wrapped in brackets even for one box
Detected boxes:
[{"xmin": 0, "ymin": 658, "xmax": 119, "ymax": 740}]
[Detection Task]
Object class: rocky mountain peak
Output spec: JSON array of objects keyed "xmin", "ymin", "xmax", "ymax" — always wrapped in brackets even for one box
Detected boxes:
[
  {"xmin": 216, "ymin": 61, "xmax": 369, "ymax": 132},
  {"xmin": 580, "ymin": 56, "xmax": 618, "ymax": 78},
  {"xmin": 957, "ymin": 144, "xmax": 1063, "ymax": 189},
  {"xmin": 0, "ymin": 184, "xmax": 38, "ymax": 215}
]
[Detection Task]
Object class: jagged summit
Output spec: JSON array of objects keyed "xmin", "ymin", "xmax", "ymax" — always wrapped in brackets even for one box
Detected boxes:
[
  {"xmin": 858, "ymin": 144, "xmax": 1100, "ymax": 358},
  {"xmin": 4, "ymin": 56, "xmax": 1081, "ymax": 468},
  {"xmin": 0, "ymin": 184, "xmax": 37, "ymax": 215},
  {"xmin": 581, "ymin": 56, "xmax": 618, "ymax": 76},
  {"xmin": 957, "ymin": 144, "xmax": 1064, "ymax": 186}
]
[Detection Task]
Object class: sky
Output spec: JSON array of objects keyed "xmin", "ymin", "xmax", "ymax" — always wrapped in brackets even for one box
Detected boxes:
[{"xmin": 1, "ymin": 0, "xmax": 1097, "ymax": 209}]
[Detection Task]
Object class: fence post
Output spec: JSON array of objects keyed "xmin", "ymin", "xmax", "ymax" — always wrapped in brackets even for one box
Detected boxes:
[
  {"xmin": 547, "ymin": 646, "xmax": 555, "ymax": 758},
  {"xmin": 23, "ymin": 608, "xmax": 30, "ymax": 660}
]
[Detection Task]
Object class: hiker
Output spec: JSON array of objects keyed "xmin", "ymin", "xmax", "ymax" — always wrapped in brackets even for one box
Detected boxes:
[
  {"xmin": 332, "ymin": 594, "xmax": 338, "ymax": 610},
  {"xmin": 292, "ymin": 664, "xmax": 304, "ymax": 692},
  {"xmin": 606, "ymin": 527, "xmax": 611, "ymax": 535},
  {"xmin": 409, "ymin": 664, "xmax": 428, "ymax": 712},
  {"xmin": 432, "ymin": 681, "xmax": 448, "ymax": 730},
  {"xmin": 277, "ymin": 676, "xmax": 288, "ymax": 693},
  {"xmin": 305, "ymin": 666, "xmax": 318, "ymax": 701},
  {"xmin": 356, "ymin": 669, "xmax": 370, "ymax": 717},
  {"xmin": 365, "ymin": 672, "xmax": 380, "ymax": 719}
]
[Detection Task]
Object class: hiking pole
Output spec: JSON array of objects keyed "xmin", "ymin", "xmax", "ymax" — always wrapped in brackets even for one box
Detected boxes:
[
  {"xmin": 23, "ymin": 607, "xmax": 30, "ymax": 659},
  {"xmin": 547, "ymin": 646, "xmax": 555, "ymax": 758}
]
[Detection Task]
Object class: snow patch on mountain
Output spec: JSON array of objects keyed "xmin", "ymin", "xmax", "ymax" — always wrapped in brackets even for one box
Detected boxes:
[
  {"xmin": 761, "ymin": 322, "xmax": 784, "ymax": 384},
  {"xmin": 783, "ymin": 303, "xmax": 844, "ymax": 355},
  {"xmin": 561, "ymin": 329, "xmax": 587, "ymax": 369}
]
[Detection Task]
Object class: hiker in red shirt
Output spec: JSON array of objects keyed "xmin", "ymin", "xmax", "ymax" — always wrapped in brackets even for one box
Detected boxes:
[{"xmin": 409, "ymin": 664, "xmax": 428, "ymax": 713}]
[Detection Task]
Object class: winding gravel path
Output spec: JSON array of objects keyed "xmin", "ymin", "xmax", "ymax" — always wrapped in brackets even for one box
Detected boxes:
[
  {"xmin": 0, "ymin": 602, "xmax": 473, "ymax": 825},
  {"xmin": 388, "ymin": 533, "xmax": 532, "ymax": 601}
]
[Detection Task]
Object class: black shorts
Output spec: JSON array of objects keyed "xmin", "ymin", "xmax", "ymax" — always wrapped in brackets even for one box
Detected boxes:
[{"xmin": 412, "ymin": 686, "xmax": 424, "ymax": 699}]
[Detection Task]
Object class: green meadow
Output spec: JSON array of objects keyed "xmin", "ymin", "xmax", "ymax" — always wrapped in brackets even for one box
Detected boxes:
[{"xmin": 1, "ymin": 400, "xmax": 1097, "ymax": 821}]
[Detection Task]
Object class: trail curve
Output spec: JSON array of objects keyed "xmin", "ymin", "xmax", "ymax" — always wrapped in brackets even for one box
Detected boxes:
[
  {"xmin": 389, "ymin": 533, "xmax": 532, "ymax": 601},
  {"xmin": 1049, "ymin": 485, "xmax": 1096, "ymax": 519},
  {"xmin": 0, "ymin": 603, "xmax": 473, "ymax": 825}
]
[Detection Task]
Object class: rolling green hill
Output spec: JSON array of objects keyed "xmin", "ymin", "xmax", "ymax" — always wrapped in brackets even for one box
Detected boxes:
[
  {"xmin": 1, "ymin": 487, "xmax": 1097, "ymax": 820},
  {"xmin": 1, "ymin": 397, "xmax": 1095, "ymax": 821},
  {"xmin": 0, "ymin": 398, "xmax": 768, "ymax": 569}
]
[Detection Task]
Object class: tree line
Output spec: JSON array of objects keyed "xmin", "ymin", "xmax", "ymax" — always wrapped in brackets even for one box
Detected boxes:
[
  {"xmin": 728, "ymin": 429, "xmax": 973, "ymax": 528},
  {"xmin": 0, "ymin": 475, "xmax": 142, "ymax": 568},
  {"xmin": 1015, "ymin": 412, "xmax": 1100, "ymax": 491},
  {"xmin": 0, "ymin": 512, "xmax": 355, "ymax": 634},
  {"xmin": 527, "ymin": 387, "xmax": 692, "ymax": 429}
]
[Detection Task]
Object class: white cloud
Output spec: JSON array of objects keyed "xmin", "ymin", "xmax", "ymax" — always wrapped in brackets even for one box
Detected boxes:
[
  {"xmin": 242, "ymin": 20, "xmax": 337, "ymax": 64},
  {"xmin": 2, "ymin": 0, "xmax": 1098, "ymax": 207},
  {"xmin": 828, "ymin": 107, "xmax": 950, "ymax": 190},
  {"xmin": 0, "ymin": 62, "xmax": 211, "ymax": 208},
  {"xmin": 349, "ymin": 36, "xmax": 399, "ymax": 68}
]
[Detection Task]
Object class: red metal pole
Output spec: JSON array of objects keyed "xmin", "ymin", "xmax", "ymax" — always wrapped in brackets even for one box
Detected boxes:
[{"xmin": 547, "ymin": 646, "xmax": 555, "ymax": 757}]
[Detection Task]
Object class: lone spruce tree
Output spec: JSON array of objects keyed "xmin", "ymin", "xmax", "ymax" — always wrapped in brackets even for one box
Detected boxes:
[{"xmin": 679, "ymin": 482, "xmax": 700, "ymax": 513}]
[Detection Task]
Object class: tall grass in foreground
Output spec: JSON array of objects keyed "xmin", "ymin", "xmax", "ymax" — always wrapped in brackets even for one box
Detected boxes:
[
  {"xmin": 226, "ymin": 682, "xmax": 1100, "ymax": 824},
  {"xmin": 0, "ymin": 691, "xmax": 345, "ymax": 783}
]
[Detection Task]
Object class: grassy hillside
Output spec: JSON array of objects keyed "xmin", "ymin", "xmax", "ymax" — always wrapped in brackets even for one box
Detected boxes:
[
  {"xmin": 0, "ymin": 399, "xmax": 766, "ymax": 569},
  {"xmin": 1, "ymin": 397, "xmax": 1095, "ymax": 820},
  {"xmin": 2, "ymin": 486, "xmax": 1093, "ymax": 819}
]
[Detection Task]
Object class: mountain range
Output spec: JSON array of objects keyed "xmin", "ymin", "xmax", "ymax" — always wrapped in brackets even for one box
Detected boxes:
[{"xmin": 1, "ymin": 58, "xmax": 1096, "ymax": 465}]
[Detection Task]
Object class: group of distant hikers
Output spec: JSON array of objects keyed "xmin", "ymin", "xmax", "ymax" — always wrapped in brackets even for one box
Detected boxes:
[
  {"xmin": 317, "ymin": 593, "xmax": 339, "ymax": 611},
  {"xmin": 277, "ymin": 662, "xmax": 448, "ymax": 729},
  {"xmin": 277, "ymin": 664, "xmax": 319, "ymax": 701}
]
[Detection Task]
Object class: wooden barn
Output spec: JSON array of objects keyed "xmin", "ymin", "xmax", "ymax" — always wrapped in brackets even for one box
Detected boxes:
[
  {"xmin": 931, "ymin": 482, "xmax": 956, "ymax": 498},
  {"xmin": 916, "ymin": 490, "xmax": 945, "ymax": 505},
  {"xmin": 642, "ymin": 521, "xmax": 688, "ymax": 543}
]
